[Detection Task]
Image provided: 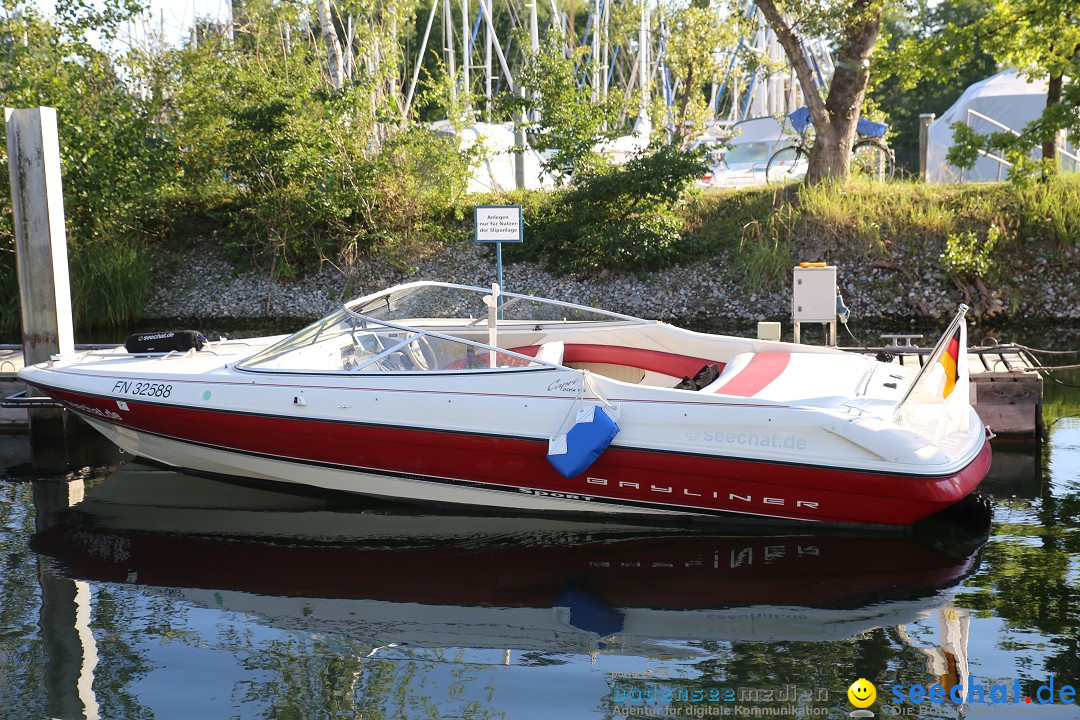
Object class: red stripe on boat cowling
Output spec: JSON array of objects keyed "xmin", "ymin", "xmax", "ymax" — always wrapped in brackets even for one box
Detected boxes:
[{"xmin": 713, "ymin": 353, "xmax": 791, "ymax": 397}]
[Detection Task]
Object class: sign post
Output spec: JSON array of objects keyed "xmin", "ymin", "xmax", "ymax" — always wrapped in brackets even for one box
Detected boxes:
[{"xmin": 473, "ymin": 204, "xmax": 523, "ymax": 295}]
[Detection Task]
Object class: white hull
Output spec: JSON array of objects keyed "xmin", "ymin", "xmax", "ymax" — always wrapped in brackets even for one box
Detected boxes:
[{"xmin": 88, "ymin": 417, "xmax": 686, "ymax": 517}]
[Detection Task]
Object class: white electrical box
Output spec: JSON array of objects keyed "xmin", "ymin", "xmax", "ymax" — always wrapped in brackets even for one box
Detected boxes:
[
  {"xmin": 792, "ymin": 265, "xmax": 837, "ymax": 322},
  {"xmin": 757, "ymin": 321, "xmax": 781, "ymax": 341}
]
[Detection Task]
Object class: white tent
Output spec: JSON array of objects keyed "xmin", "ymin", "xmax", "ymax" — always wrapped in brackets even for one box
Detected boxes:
[{"xmin": 926, "ymin": 69, "xmax": 1076, "ymax": 183}]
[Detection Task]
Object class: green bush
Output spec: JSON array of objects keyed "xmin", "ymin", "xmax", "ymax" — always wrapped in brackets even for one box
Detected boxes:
[
  {"xmin": 506, "ymin": 144, "xmax": 706, "ymax": 275},
  {"xmin": 941, "ymin": 224, "xmax": 1003, "ymax": 281},
  {"xmin": 0, "ymin": 4, "xmax": 172, "ymax": 333}
]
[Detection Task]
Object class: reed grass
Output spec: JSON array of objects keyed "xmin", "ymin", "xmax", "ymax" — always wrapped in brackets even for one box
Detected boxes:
[{"xmin": 69, "ymin": 237, "xmax": 150, "ymax": 331}]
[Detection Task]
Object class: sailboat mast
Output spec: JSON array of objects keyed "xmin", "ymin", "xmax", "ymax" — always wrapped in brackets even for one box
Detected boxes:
[{"xmin": 463, "ymin": 0, "xmax": 470, "ymax": 111}]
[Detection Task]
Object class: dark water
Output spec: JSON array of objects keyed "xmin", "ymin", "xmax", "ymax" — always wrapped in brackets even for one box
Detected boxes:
[{"xmin": 1, "ymin": 381, "xmax": 1079, "ymax": 719}]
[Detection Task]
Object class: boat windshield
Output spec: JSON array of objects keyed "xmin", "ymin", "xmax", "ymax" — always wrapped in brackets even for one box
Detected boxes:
[
  {"xmin": 347, "ymin": 282, "xmax": 644, "ymax": 325},
  {"xmin": 236, "ymin": 283, "xmax": 646, "ymax": 374},
  {"xmin": 236, "ymin": 310, "xmax": 550, "ymax": 374}
]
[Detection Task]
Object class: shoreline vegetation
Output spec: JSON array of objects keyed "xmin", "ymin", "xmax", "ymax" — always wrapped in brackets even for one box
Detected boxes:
[
  {"xmin": 3, "ymin": 0, "xmax": 1078, "ymax": 339},
  {"xmin": 4, "ymin": 176, "xmax": 1080, "ymax": 340},
  {"xmin": 140, "ymin": 176, "xmax": 1079, "ymax": 332}
]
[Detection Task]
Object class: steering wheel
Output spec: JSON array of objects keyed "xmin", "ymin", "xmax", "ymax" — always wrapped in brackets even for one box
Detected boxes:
[{"xmin": 405, "ymin": 334, "xmax": 437, "ymax": 370}]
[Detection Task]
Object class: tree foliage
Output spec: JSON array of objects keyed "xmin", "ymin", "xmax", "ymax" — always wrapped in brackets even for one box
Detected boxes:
[
  {"xmin": 753, "ymin": 0, "xmax": 898, "ymax": 183},
  {"xmin": 1, "ymin": 0, "xmax": 167, "ymax": 332},
  {"xmin": 1, "ymin": 0, "xmax": 473, "ymax": 334},
  {"xmin": 505, "ymin": 37, "xmax": 623, "ymax": 179},
  {"xmin": 663, "ymin": 3, "xmax": 738, "ymax": 142},
  {"xmin": 870, "ymin": 0, "xmax": 999, "ymax": 173},
  {"xmin": 897, "ymin": 0, "xmax": 1080, "ymax": 181}
]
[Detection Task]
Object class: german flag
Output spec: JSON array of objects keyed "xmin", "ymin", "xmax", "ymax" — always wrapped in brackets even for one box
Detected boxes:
[{"xmin": 940, "ymin": 328, "xmax": 961, "ymax": 398}]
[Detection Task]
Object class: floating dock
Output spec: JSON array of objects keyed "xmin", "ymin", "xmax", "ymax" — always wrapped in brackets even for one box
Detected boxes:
[{"xmin": 1, "ymin": 342, "xmax": 1044, "ymax": 437}]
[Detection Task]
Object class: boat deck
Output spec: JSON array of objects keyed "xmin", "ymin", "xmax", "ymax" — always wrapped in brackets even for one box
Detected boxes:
[
  {"xmin": 842, "ymin": 343, "xmax": 1042, "ymax": 438},
  {"xmin": 1, "ymin": 343, "xmax": 1045, "ymax": 437}
]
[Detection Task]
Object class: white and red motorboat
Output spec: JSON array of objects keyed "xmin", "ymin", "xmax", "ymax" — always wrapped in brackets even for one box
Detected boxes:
[{"xmin": 18, "ymin": 281, "xmax": 991, "ymax": 528}]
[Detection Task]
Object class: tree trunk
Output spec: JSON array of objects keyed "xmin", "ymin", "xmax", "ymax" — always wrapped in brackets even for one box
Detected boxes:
[
  {"xmin": 315, "ymin": 0, "xmax": 345, "ymax": 92},
  {"xmin": 754, "ymin": 0, "xmax": 883, "ymax": 183},
  {"xmin": 1041, "ymin": 73, "xmax": 1063, "ymax": 166},
  {"xmin": 808, "ymin": 134, "xmax": 852, "ymax": 183}
]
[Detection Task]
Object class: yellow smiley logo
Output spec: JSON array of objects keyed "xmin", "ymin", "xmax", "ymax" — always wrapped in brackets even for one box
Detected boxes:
[{"xmin": 848, "ymin": 678, "xmax": 876, "ymax": 709}]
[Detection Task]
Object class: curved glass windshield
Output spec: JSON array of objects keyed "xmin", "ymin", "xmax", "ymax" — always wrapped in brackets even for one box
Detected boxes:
[
  {"xmin": 237, "ymin": 316, "xmax": 544, "ymax": 373},
  {"xmin": 236, "ymin": 282, "xmax": 646, "ymax": 374},
  {"xmin": 348, "ymin": 283, "xmax": 643, "ymax": 325}
]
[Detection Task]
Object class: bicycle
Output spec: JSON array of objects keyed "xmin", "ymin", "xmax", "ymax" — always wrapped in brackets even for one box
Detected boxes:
[{"xmin": 765, "ymin": 107, "xmax": 895, "ymax": 183}]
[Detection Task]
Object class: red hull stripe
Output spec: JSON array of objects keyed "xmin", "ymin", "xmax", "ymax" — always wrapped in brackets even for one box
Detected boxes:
[
  {"xmin": 713, "ymin": 353, "xmax": 791, "ymax": 397},
  {"xmin": 32, "ymin": 384, "xmax": 991, "ymax": 526}
]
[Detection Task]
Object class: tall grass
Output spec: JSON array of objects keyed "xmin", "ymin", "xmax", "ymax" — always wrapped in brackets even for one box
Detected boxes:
[
  {"xmin": 69, "ymin": 238, "xmax": 150, "ymax": 331},
  {"xmin": 0, "ymin": 236, "xmax": 150, "ymax": 341}
]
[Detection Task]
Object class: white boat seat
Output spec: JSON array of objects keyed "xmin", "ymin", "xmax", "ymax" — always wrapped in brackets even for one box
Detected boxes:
[{"xmin": 533, "ymin": 340, "xmax": 565, "ymax": 366}]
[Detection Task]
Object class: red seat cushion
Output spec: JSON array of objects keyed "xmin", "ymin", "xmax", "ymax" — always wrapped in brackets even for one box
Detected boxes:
[{"xmin": 510, "ymin": 344, "xmax": 722, "ymax": 378}]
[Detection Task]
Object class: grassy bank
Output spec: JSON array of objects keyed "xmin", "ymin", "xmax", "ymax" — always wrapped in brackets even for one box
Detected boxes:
[
  {"xmin": 490, "ymin": 175, "xmax": 1080, "ymax": 320},
  {"xmin": 2, "ymin": 176, "xmax": 1079, "ymax": 336},
  {"xmin": 679, "ymin": 176, "xmax": 1080, "ymax": 291}
]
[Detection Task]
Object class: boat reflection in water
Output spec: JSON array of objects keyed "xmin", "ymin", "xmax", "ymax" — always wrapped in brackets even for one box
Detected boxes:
[{"xmin": 32, "ymin": 463, "xmax": 988, "ymax": 657}]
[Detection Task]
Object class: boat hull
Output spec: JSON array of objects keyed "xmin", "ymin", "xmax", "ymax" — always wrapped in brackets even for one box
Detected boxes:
[{"xmin": 36, "ymin": 383, "xmax": 991, "ymax": 527}]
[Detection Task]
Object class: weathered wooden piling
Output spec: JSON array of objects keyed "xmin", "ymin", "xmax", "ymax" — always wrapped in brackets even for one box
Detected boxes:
[
  {"xmin": 5, "ymin": 107, "xmax": 77, "ymax": 458},
  {"xmin": 5, "ymin": 107, "xmax": 75, "ymax": 366}
]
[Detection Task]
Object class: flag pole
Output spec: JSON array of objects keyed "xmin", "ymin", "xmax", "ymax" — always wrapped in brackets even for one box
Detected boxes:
[{"xmin": 892, "ymin": 303, "xmax": 969, "ymax": 422}]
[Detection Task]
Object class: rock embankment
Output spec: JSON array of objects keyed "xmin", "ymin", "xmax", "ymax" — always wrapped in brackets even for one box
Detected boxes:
[{"xmin": 143, "ymin": 240, "xmax": 1080, "ymax": 327}]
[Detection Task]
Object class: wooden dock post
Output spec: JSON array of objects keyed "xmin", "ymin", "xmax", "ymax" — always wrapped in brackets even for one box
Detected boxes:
[
  {"xmin": 6, "ymin": 107, "xmax": 76, "ymax": 459},
  {"xmin": 971, "ymin": 371, "xmax": 1044, "ymax": 439},
  {"xmin": 34, "ymin": 478, "xmax": 102, "ymax": 719},
  {"xmin": 919, "ymin": 113, "xmax": 935, "ymax": 182},
  {"xmin": 5, "ymin": 107, "xmax": 75, "ymax": 365}
]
